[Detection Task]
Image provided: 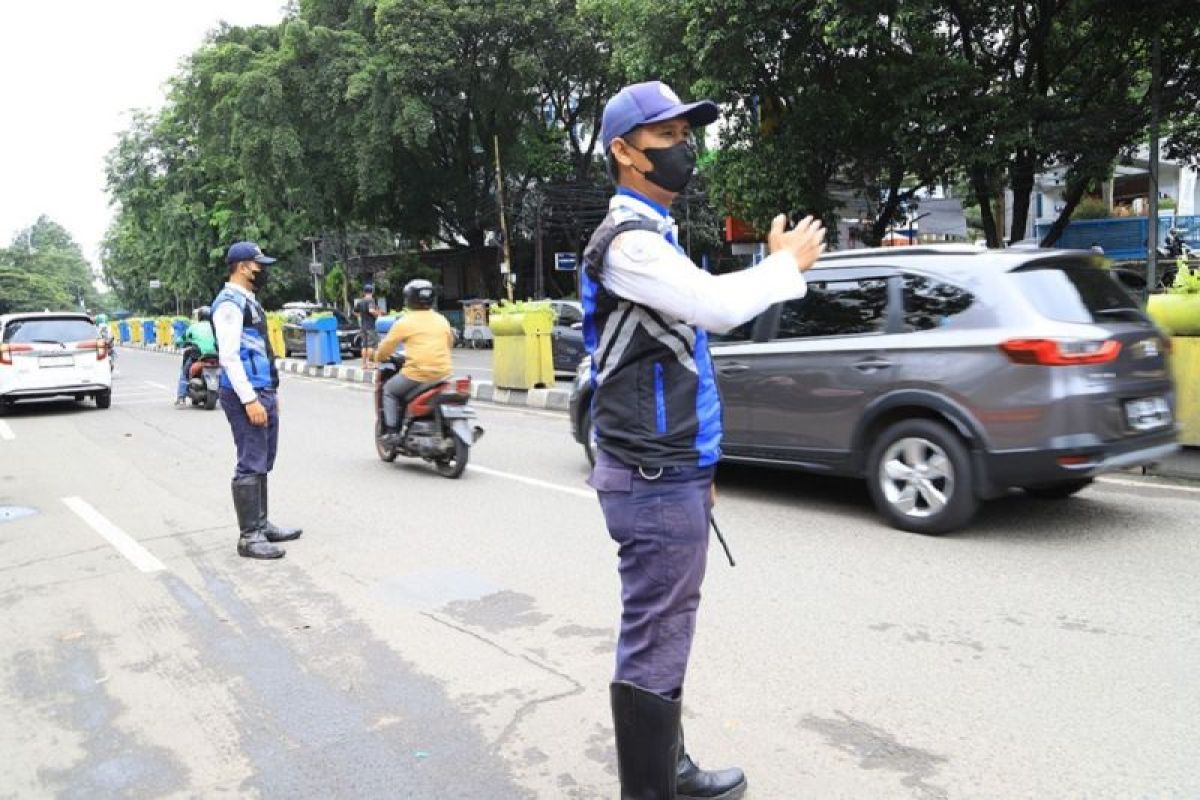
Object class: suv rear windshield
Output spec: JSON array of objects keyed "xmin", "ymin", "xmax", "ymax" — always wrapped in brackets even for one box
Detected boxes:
[
  {"xmin": 2, "ymin": 318, "xmax": 97, "ymax": 344},
  {"xmin": 1010, "ymin": 262, "xmax": 1141, "ymax": 324}
]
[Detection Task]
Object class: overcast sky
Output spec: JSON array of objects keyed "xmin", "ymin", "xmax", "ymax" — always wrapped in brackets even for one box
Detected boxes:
[{"xmin": 0, "ymin": 1, "xmax": 288, "ymax": 269}]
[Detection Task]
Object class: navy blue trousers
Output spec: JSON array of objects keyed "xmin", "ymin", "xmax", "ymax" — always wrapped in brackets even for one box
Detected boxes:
[
  {"xmin": 589, "ymin": 449, "xmax": 714, "ymax": 697},
  {"xmin": 220, "ymin": 388, "xmax": 279, "ymax": 478}
]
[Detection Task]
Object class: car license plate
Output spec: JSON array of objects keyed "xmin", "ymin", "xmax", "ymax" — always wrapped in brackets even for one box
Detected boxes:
[
  {"xmin": 38, "ymin": 354, "xmax": 74, "ymax": 368},
  {"xmin": 1124, "ymin": 396, "xmax": 1171, "ymax": 431}
]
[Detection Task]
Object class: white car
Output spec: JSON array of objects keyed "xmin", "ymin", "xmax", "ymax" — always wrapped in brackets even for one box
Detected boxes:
[{"xmin": 0, "ymin": 312, "xmax": 113, "ymax": 413}]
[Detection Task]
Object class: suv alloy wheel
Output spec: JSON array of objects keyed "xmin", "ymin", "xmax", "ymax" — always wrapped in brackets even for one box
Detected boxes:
[{"xmin": 867, "ymin": 418, "xmax": 978, "ymax": 534}]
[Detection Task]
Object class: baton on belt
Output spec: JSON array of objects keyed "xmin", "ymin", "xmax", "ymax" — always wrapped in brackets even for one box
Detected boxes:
[{"xmin": 710, "ymin": 516, "xmax": 736, "ymax": 567}]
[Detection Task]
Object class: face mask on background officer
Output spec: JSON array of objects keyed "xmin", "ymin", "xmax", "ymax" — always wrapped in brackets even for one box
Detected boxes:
[{"xmin": 236, "ymin": 259, "xmax": 270, "ymax": 293}]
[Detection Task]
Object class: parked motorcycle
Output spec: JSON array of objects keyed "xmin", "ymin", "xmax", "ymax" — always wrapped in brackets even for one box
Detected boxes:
[
  {"xmin": 185, "ymin": 353, "xmax": 221, "ymax": 410},
  {"xmin": 374, "ymin": 354, "xmax": 482, "ymax": 478}
]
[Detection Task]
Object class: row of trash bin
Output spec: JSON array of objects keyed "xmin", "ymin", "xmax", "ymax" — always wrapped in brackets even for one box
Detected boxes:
[{"xmin": 109, "ymin": 301, "xmax": 560, "ymax": 390}]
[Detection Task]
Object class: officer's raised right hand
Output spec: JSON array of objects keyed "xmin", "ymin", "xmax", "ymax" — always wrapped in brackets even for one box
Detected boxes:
[
  {"xmin": 245, "ymin": 399, "xmax": 268, "ymax": 427},
  {"xmin": 768, "ymin": 214, "xmax": 826, "ymax": 272}
]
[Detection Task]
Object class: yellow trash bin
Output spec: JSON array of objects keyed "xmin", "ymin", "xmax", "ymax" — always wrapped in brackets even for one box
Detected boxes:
[
  {"xmin": 267, "ymin": 313, "xmax": 286, "ymax": 359},
  {"xmin": 1169, "ymin": 336, "xmax": 1200, "ymax": 446},
  {"xmin": 156, "ymin": 317, "xmax": 173, "ymax": 346},
  {"xmin": 489, "ymin": 301, "xmax": 555, "ymax": 389}
]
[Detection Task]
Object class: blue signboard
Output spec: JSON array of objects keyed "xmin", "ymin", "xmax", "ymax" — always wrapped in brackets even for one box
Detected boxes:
[{"xmin": 554, "ymin": 252, "xmax": 578, "ymax": 272}]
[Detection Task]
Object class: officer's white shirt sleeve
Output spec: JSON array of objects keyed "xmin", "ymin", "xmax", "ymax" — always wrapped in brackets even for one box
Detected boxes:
[
  {"xmin": 213, "ymin": 302, "xmax": 257, "ymax": 404},
  {"xmin": 601, "ymin": 231, "xmax": 808, "ymax": 333}
]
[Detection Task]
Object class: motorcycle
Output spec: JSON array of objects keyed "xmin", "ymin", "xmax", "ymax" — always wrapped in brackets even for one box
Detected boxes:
[
  {"xmin": 185, "ymin": 352, "xmax": 221, "ymax": 410},
  {"xmin": 374, "ymin": 353, "xmax": 483, "ymax": 478}
]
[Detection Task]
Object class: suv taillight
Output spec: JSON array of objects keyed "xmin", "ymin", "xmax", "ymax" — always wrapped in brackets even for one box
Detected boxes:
[
  {"xmin": 0, "ymin": 343, "xmax": 32, "ymax": 365},
  {"xmin": 73, "ymin": 340, "xmax": 107, "ymax": 360},
  {"xmin": 1000, "ymin": 338, "xmax": 1121, "ymax": 366}
]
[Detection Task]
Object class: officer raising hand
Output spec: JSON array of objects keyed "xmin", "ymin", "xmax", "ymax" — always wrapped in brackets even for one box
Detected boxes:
[{"xmin": 583, "ymin": 81, "xmax": 824, "ymax": 800}]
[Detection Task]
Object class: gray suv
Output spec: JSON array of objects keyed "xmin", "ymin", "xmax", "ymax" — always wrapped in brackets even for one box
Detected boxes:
[{"xmin": 570, "ymin": 246, "xmax": 1179, "ymax": 534}]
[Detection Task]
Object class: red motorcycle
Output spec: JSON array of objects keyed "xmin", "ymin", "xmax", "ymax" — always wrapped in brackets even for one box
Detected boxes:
[{"xmin": 373, "ymin": 354, "xmax": 482, "ymax": 478}]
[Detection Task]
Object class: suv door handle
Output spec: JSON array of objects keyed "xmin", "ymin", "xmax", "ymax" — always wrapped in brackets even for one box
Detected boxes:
[
  {"xmin": 853, "ymin": 358, "xmax": 893, "ymax": 372},
  {"xmin": 719, "ymin": 363, "xmax": 750, "ymax": 375}
]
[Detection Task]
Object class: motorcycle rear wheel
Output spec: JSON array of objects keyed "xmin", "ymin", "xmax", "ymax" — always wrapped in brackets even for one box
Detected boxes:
[
  {"xmin": 375, "ymin": 420, "xmax": 399, "ymax": 462},
  {"xmin": 435, "ymin": 437, "xmax": 469, "ymax": 478},
  {"xmin": 203, "ymin": 392, "xmax": 218, "ymax": 410}
]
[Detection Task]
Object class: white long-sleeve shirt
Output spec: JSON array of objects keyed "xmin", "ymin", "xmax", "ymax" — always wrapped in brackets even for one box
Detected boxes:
[
  {"xmin": 602, "ymin": 193, "xmax": 807, "ymax": 333},
  {"xmin": 212, "ymin": 282, "xmax": 259, "ymax": 404}
]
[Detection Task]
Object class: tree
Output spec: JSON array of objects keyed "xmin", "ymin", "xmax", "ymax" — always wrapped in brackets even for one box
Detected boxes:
[{"xmin": 0, "ymin": 217, "xmax": 97, "ymax": 314}]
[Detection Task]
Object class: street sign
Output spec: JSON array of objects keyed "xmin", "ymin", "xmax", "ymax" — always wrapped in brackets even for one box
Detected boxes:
[
  {"xmin": 308, "ymin": 261, "xmax": 324, "ymax": 277},
  {"xmin": 555, "ymin": 252, "xmax": 578, "ymax": 272},
  {"xmin": 148, "ymin": 279, "xmax": 162, "ymax": 289}
]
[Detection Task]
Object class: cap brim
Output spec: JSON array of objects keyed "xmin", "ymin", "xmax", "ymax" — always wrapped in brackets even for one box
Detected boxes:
[
  {"xmin": 253, "ymin": 255, "xmax": 278, "ymax": 264},
  {"xmin": 643, "ymin": 100, "xmax": 720, "ymax": 129}
]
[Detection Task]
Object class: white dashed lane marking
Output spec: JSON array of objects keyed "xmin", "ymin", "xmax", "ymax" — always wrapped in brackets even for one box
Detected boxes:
[
  {"xmin": 0, "ymin": 420, "xmax": 14, "ymax": 441},
  {"xmin": 61, "ymin": 496, "xmax": 167, "ymax": 573}
]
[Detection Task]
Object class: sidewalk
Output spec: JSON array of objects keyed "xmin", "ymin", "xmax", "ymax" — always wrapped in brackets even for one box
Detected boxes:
[
  {"xmin": 120, "ymin": 342, "xmax": 574, "ymax": 413},
  {"xmin": 1143, "ymin": 446, "xmax": 1200, "ymax": 480}
]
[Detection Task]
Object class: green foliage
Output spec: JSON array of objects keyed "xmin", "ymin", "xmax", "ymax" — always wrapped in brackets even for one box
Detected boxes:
[
  {"xmin": 1170, "ymin": 262, "xmax": 1200, "ymax": 295},
  {"xmin": 0, "ymin": 217, "xmax": 98, "ymax": 315},
  {"xmin": 1072, "ymin": 197, "xmax": 1112, "ymax": 220}
]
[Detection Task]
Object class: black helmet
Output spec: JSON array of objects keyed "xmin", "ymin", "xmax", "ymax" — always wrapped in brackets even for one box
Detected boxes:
[
  {"xmin": 403, "ymin": 279, "xmax": 435, "ymax": 309},
  {"xmin": 196, "ymin": 306, "xmax": 212, "ymax": 322}
]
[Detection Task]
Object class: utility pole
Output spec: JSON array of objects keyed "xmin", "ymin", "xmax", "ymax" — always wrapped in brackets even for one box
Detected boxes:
[
  {"xmin": 535, "ymin": 199, "xmax": 544, "ymax": 299},
  {"xmin": 305, "ymin": 237, "xmax": 323, "ymax": 304},
  {"xmin": 494, "ymin": 135, "xmax": 514, "ymax": 302},
  {"xmin": 1147, "ymin": 28, "xmax": 1162, "ymax": 300}
]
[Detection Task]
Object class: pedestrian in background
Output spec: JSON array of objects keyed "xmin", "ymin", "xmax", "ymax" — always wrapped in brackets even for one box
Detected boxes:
[
  {"xmin": 212, "ymin": 241, "xmax": 303, "ymax": 560},
  {"xmin": 583, "ymin": 81, "xmax": 825, "ymax": 799},
  {"xmin": 356, "ymin": 283, "xmax": 382, "ymax": 369}
]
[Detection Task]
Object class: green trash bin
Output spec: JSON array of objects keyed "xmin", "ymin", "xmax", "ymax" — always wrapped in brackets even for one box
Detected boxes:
[{"xmin": 489, "ymin": 301, "xmax": 555, "ymax": 389}]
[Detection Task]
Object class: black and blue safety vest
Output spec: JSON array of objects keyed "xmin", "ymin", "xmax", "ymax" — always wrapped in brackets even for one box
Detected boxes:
[
  {"xmin": 212, "ymin": 286, "xmax": 278, "ymax": 392},
  {"xmin": 581, "ymin": 190, "xmax": 722, "ymax": 468}
]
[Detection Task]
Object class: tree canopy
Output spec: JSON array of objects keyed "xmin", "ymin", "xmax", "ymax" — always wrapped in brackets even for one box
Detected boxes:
[
  {"xmin": 102, "ymin": 0, "xmax": 1200, "ymax": 310},
  {"xmin": 0, "ymin": 217, "xmax": 100, "ymax": 315}
]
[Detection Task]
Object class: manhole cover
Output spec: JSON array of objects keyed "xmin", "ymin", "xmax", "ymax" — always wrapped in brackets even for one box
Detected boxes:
[{"xmin": 0, "ymin": 506, "xmax": 38, "ymax": 523}]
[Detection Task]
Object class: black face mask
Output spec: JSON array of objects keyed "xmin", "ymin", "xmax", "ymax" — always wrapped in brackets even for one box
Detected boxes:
[
  {"xmin": 247, "ymin": 264, "xmax": 269, "ymax": 292},
  {"xmin": 633, "ymin": 141, "xmax": 697, "ymax": 193}
]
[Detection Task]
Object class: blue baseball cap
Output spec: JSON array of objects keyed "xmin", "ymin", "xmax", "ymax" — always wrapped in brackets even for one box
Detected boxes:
[
  {"xmin": 600, "ymin": 81, "xmax": 719, "ymax": 151},
  {"xmin": 225, "ymin": 241, "xmax": 277, "ymax": 265}
]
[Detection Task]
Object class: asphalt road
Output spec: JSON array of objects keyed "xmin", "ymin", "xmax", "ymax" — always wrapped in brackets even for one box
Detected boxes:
[{"xmin": 1, "ymin": 347, "xmax": 1197, "ymax": 799}]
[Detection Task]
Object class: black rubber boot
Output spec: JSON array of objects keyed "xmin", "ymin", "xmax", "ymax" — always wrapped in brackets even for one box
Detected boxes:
[
  {"xmin": 676, "ymin": 726, "xmax": 747, "ymax": 800},
  {"xmin": 233, "ymin": 477, "xmax": 285, "ymax": 559},
  {"xmin": 259, "ymin": 475, "xmax": 302, "ymax": 542},
  {"xmin": 611, "ymin": 681, "xmax": 681, "ymax": 800}
]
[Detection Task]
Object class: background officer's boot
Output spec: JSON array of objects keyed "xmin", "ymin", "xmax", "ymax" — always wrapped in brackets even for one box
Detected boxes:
[
  {"xmin": 676, "ymin": 725, "xmax": 747, "ymax": 800},
  {"xmin": 232, "ymin": 477, "xmax": 284, "ymax": 559},
  {"xmin": 258, "ymin": 475, "xmax": 302, "ymax": 542},
  {"xmin": 610, "ymin": 681, "xmax": 681, "ymax": 800}
]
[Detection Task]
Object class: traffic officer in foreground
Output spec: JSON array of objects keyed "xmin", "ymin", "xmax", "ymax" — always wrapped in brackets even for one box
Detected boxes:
[
  {"xmin": 583, "ymin": 81, "xmax": 825, "ymax": 798},
  {"xmin": 212, "ymin": 241, "xmax": 302, "ymax": 560}
]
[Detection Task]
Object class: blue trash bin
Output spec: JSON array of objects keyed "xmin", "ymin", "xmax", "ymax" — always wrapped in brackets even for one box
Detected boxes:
[
  {"xmin": 142, "ymin": 320, "xmax": 157, "ymax": 345},
  {"xmin": 118, "ymin": 321, "xmax": 130, "ymax": 343},
  {"xmin": 301, "ymin": 316, "xmax": 340, "ymax": 366},
  {"xmin": 172, "ymin": 320, "xmax": 188, "ymax": 347},
  {"xmin": 375, "ymin": 316, "xmax": 398, "ymax": 337}
]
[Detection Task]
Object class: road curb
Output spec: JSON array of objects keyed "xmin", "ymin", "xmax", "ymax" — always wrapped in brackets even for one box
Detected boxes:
[{"xmin": 117, "ymin": 342, "xmax": 573, "ymax": 414}]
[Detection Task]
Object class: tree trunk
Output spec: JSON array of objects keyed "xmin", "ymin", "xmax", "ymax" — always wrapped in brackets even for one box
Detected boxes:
[
  {"xmin": 971, "ymin": 164, "xmax": 1002, "ymax": 248},
  {"xmin": 1038, "ymin": 178, "xmax": 1089, "ymax": 247},
  {"xmin": 1009, "ymin": 149, "xmax": 1036, "ymax": 244}
]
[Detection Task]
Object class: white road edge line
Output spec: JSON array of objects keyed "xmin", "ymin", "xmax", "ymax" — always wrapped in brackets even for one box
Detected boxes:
[
  {"xmin": 144, "ymin": 381, "xmax": 170, "ymax": 390},
  {"xmin": 1096, "ymin": 476, "xmax": 1200, "ymax": 495},
  {"xmin": 61, "ymin": 496, "xmax": 167, "ymax": 573},
  {"xmin": 469, "ymin": 464, "xmax": 594, "ymax": 500},
  {"xmin": 0, "ymin": 420, "xmax": 14, "ymax": 441}
]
